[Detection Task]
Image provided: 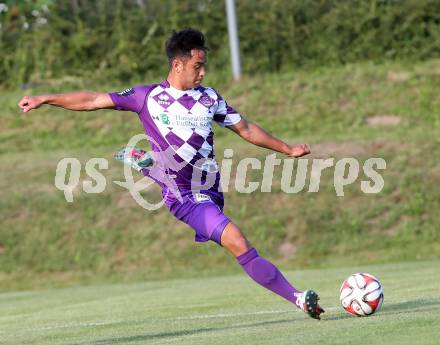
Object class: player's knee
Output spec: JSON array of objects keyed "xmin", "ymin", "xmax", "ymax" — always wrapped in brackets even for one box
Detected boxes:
[
  {"xmin": 220, "ymin": 223, "xmax": 251, "ymax": 256},
  {"xmin": 222, "ymin": 233, "xmax": 250, "ymax": 256},
  {"xmin": 225, "ymin": 236, "xmax": 249, "ymax": 255}
]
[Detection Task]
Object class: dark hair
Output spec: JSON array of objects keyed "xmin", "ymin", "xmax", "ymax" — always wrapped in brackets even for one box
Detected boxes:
[{"xmin": 165, "ymin": 28, "xmax": 208, "ymax": 65}]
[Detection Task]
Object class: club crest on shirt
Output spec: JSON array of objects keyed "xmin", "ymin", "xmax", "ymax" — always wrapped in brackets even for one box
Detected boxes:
[
  {"xmin": 117, "ymin": 88, "xmax": 135, "ymax": 96},
  {"xmin": 199, "ymin": 95, "xmax": 214, "ymax": 108}
]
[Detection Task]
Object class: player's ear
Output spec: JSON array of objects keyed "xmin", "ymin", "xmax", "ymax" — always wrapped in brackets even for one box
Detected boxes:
[{"xmin": 173, "ymin": 58, "xmax": 183, "ymax": 74}]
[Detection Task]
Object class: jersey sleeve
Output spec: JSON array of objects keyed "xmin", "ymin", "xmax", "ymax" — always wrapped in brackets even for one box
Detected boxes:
[
  {"xmin": 109, "ymin": 85, "xmax": 151, "ymax": 113},
  {"xmin": 213, "ymin": 92, "xmax": 242, "ymax": 128}
]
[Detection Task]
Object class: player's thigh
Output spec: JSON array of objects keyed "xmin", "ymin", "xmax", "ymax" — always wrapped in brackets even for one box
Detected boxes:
[
  {"xmin": 170, "ymin": 197, "xmax": 230, "ymax": 244},
  {"xmin": 220, "ymin": 222, "xmax": 252, "ymax": 257}
]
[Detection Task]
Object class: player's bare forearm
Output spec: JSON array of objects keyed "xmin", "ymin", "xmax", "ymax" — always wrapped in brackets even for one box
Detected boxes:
[
  {"xmin": 44, "ymin": 92, "xmax": 113, "ymax": 111},
  {"xmin": 18, "ymin": 92, "xmax": 114, "ymax": 113},
  {"xmin": 228, "ymin": 118, "xmax": 310, "ymax": 158},
  {"xmin": 241, "ymin": 122, "xmax": 290, "ymax": 153}
]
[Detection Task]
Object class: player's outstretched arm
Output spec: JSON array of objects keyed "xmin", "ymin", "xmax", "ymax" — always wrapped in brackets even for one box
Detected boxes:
[
  {"xmin": 18, "ymin": 92, "xmax": 114, "ymax": 113},
  {"xmin": 227, "ymin": 118, "xmax": 310, "ymax": 158}
]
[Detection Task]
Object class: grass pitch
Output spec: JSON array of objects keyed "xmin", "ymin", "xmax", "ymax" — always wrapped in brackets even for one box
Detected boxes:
[{"xmin": 1, "ymin": 260, "xmax": 439, "ymax": 345}]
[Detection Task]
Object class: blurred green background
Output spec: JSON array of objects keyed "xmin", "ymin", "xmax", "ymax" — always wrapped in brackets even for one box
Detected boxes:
[
  {"xmin": 1, "ymin": 0, "xmax": 439, "ymax": 88},
  {"xmin": 0, "ymin": 0, "xmax": 439, "ymax": 291}
]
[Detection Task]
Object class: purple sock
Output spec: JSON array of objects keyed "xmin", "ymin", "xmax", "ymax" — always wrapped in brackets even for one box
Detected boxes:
[{"xmin": 237, "ymin": 248, "xmax": 300, "ymax": 305}]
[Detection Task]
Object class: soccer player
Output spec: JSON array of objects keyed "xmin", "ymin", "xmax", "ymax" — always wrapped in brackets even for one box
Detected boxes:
[{"xmin": 18, "ymin": 28, "xmax": 324, "ymax": 319}]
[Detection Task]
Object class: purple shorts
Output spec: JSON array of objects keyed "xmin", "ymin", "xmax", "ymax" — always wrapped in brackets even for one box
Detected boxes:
[{"xmin": 167, "ymin": 190, "xmax": 230, "ymax": 245}]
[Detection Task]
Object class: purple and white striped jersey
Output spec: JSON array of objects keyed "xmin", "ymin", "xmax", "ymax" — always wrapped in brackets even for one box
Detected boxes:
[{"xmin": 109, "ymin": 80, "xmax": 241, "ymax": 205}]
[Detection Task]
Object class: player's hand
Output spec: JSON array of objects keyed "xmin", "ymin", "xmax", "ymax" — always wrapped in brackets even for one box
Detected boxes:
[
  {"xmin": 18, "ymin": 96, "xmax": 45, "ymax": 113},
  {"xmin": 287, "ymin": 144, "xmax": 310, "ymax": 158}
]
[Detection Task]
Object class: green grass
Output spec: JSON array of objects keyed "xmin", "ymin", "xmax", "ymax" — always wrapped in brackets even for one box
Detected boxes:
[
  {"xmin": 2, "ymin": 59, "xmax": 440, "ymax": 154},
  {"xmin": 0, "ymin": 59, "xmax": 440, "ymax": 290},
  {"xmin": 0, "ymin": 260, "xmax": 439, "ymax": 345}
]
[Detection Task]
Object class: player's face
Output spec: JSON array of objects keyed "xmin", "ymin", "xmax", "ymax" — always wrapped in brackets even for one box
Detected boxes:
[{"xmin": 180, "ymin": 49, "xmax": 206, "ymax": 89}]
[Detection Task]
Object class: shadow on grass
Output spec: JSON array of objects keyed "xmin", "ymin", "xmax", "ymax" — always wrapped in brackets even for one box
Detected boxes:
[
  {"xmin": 325, "ymin": 297, "xmax": 440, "ymax": 321},
  {"xmin": 74, "ymin": 298, "xmax": 440, "ymax": 344},
  {"xmin": 82, "ymin": 318, "xmax": 293, "ymax": 345}
]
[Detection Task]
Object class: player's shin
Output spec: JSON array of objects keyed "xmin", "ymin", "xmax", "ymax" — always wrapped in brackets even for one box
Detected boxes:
[
  {"xmin": 236, "ymin": 248, "xmax": 299, "ymax": 305},
  {"xmin": 237, "ymin": 247, "xmax": 324, "ymax": 319}
]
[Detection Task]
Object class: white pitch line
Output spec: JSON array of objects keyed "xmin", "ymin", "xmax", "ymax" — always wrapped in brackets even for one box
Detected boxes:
[
  {"xmin": 5, "ymin": 307, "xmax": 342, "ymax": 334},
  {"xmin": 167, "ymin": 307, "xmax": 340, "ymax": 321},
  {"xmin": 6, "ymin": 320, "xmax": 122, "ymax": 334},
  {"xmin": 33, "ymin": 320, "xmax": 120, "ymax": 331}
]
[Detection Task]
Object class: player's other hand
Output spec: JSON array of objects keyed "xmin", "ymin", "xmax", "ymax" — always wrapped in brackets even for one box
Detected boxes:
[
  {"xmin": 18, "ymin": 96, "xmax": 45, "ymax": 113},
  {"xmin": 288, "ymin": 144, "xmax": 310, "ymax": 158}
]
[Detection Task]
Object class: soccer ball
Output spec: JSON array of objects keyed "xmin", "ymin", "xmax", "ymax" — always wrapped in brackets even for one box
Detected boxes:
[{"xmin": 340, "ymin": 273, "xmax": 384, "ymax": 316}]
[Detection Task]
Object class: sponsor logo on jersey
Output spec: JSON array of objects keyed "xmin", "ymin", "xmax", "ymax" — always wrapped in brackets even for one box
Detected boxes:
[
  {"xmin": 194, "ymin": 193, "xmax": 212, "ymax": 203},
  {"xmin": 117, "ymin": 88, "xmax": 135, "ymax": 96},
  {"xmin": 158, "ymin": 93, "xmax": 172, "ymax": 106},
  {"xmin": 154, "ymin": 112, "xmax": 211, "ymax": 129},
  {"xmin": 160, "ymin": 113, "xmax": 170, "ymax": 125}
]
